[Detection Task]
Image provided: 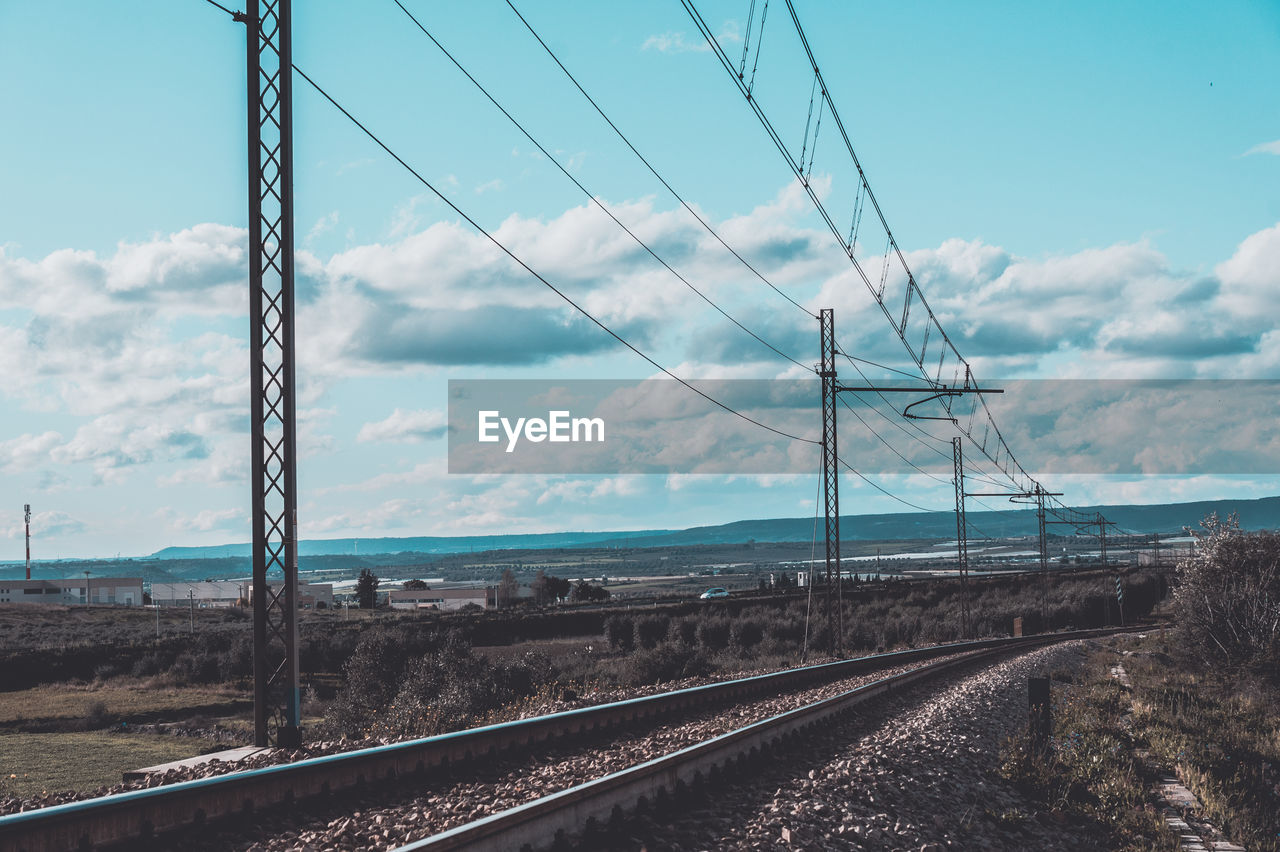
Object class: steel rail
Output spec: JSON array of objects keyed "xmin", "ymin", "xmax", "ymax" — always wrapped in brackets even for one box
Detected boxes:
[
  {"xmin": 398, "ymin": 627, "xmax": 1140, "ymax": 851},
  {"xmin": 0, "ymin": 628, "xmax": 1141, "ymax": 851}
]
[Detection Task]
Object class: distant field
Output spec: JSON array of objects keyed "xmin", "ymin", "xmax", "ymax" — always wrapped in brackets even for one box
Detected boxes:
[
  {"xmin": 0, "ymin": 681, "xmax": 250, "ymax": 729},
  {"xmin": 0, "ymin": 732, "xmax": 211, "ymax": 797}
]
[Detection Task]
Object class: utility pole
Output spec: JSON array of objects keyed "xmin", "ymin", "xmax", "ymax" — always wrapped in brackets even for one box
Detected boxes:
[
  {"xmin": 952, "ymin": 438, "xmax": 970, "ymax": 639},
  {"xmin": 23, "ymin": 504, "xmax": 31, "ymax": 581},
  {"xmin": 817, "ymin": 309, "xmax": 1001, "ymax": 654},
  {"xmin": 83, "ymin": 570, "xmax": 91, "ymax": 605},
  {"xmin": 967, "ymin": 486, "xmax": 1064, "ymax": 632},
  {"xmin": 189, "ymin": 589, "xmax": 196, "ymax": 635},
  {"xmin": 244, "ymin": 0, "xmax": 301, "ymax": 748},
  {"xmin": 1036, "ymin": 485, "xmax": 1048, "ymax": 625},
  {"xmin": 1098, "ymin": 513, "xmax": 1108, "ymax": 568},
  {"xmin": 818, "ymin": 308, "xmax": 842, "ymax": 658}
]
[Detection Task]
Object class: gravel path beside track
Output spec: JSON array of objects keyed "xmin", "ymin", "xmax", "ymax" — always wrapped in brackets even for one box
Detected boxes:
[{"xmin": 618, "ymin": 639, "xmax": 1109, "ymax": 851}]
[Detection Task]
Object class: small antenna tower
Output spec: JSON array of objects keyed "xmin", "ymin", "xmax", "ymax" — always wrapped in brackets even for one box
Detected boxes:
[{"xmin": 24, "ymin": 504, "xmax": 32, "ymax": 580}]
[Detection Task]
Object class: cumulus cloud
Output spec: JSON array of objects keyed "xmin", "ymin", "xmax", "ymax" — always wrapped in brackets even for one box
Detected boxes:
[
  {"xmin": 156, "ymin": 507, "xmax": 245, "ymax": 533},
  {"xmin": 357, "ymin": 408, "xmax": 447, "ymax": 443},
  {"xmin": 0, "ymin": 431, "xmax": 63, "ymax": 472},
  {"xmin": 2, "ymin": 189, "xmax": 1278, "ymax": 547},
  {"xmin": 1, "ymin": 510, "xmax": 85, "ymax": 540}
]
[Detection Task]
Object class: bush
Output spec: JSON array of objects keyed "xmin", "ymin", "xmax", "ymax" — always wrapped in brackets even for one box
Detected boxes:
[
  {"xmin": 604, "ymin": 615, "xmax": 635, "ymax": 651},
  {"xmin": 731, "ymin": 618, "xmax": 765, "ymax": 651},
  {"xmin": 696, "ymin": 617, "xmax": 731, "ymax": 651},
  {"xmin": 623, "ymin": 643, "xmax": 711, "ymax": 686},
  {"xmin": 669, "ymin": 617, "xmax": 699, "ymax": 646},
  {"xmin": 1173, "ymin": 514, "xmax": 1280, "ymax": 671},
  {"xmin": 634, "ymin": 616, "xmax": 668, "ymax": 650}
]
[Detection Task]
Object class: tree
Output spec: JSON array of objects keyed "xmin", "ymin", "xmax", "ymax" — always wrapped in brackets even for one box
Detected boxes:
[
  {"xmin": 571, "ymin": 579, "xmax": 610, "ymax": 602},
  {"xmin": 403, "ymin": 578, "xmax": 428, "ymax": 591},
  {"xmin": 531, "ymin": 569, "xmax": 549, "ymax": 605},
  {"xmin": 356, "ymin": 568, "xmax": 380, "ymax": 609},
  {"xmin": 498, "ymin": 568, "xmax": 519, "ymax": 608},
  {"xmin": 545, "ymin": 575, "xmax": 572, "ymax": 603}
]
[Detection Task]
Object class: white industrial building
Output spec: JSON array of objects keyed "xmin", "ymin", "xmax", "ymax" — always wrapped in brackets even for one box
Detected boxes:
[
  {"xmin": 151, "ymin": 581, "xmax": 248, "ymax": 607},
  {"xmin": 0, "ymin": 577, "xmax": 143, "ymax": 606},
  {"xmin": 388, "ymin": 586, "xmax": 496, "ymax": 611}
]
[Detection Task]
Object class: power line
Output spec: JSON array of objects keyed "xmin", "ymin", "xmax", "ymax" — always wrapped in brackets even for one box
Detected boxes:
[
  {"xmin": 503, "ymin": 0, "xmax": 814, "ymax": 318},
  {"xmin": 292, "ymin": 63, "xmax": 820, "ymax": 446},
  {"xmin": 681, "ymin": 0, "xmax": 1046, "ymax": 499},
  {"xmin": 201, "ymin": 0, "xmax": 241, "ymax": 19},
  {"xmin": 836, "ymin": 457, "xmax": 949, "ymax": 513},
  {"xmin": 837, "ymin": 395, "xmax": 950, "ymax": 485},
  {"xmin": 834, "ymin": 346, "xmax": 929, "ymax": 382},
  {"xmin": 391, "ymin": 0, "xmax": 808, "ymax": 372}
]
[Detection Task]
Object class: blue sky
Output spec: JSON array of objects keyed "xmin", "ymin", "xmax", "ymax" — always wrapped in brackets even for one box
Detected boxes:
[{"xmin": 1, "ymin": 1, "xmax": 1278, "ymax": 558}]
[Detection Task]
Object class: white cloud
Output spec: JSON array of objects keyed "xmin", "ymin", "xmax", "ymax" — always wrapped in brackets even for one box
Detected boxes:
[
  {"xmin": 1, "ymin": 509, "xmax": 85, "ymax": 540},
  {"xmin": 156, "ymin": 507, "xmax": 244, "ymax": 533},
  {"xmin": 357, "ymin": 408, "xmax": 447, "ymax": 443},
  {"xmin": 1244, "ymin": 139, "xmax": 1280, "ymax": 157},
  {"xmin": 0, "ymin": 431, "xmax": 63, "ymax": 472},
  {"xmin": 642, "ymin": 32, "xmax": 710, "ymax": 53}
]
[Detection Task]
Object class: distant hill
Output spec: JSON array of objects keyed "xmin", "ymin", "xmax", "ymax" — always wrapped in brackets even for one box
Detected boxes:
[
  {"xmin": 147, "ymin": 529, "xmax": 678, "ymax": 560},
  {"xmin": 594, "ymin": 495, "xmax": 1280, "ymax": 547},
  {"xmin": 144, "ymin": 494, "xmax": 1278, "ymax": 559},
  {"xmin": 4, "ymin": 495, "xmax": 1274, "ymax": 581}
]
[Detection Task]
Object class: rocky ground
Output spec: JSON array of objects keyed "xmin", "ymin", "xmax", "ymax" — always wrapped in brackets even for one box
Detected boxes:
[
  {"xmin": 616, "ymin": 639, "xmax": 1108, "ymax": 851},
  {"xmin": 0, "ymin": 658, "xmax": 812, "ymax": 817},
  {"xmin": 1, "ymin": 643, "xmax": 1105, "ymax": 851}
]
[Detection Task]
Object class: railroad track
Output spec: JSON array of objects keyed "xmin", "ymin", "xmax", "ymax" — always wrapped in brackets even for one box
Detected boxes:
[{"xmin": 0, "ymin": 627, "xmax": 1142, "ymax": 852}]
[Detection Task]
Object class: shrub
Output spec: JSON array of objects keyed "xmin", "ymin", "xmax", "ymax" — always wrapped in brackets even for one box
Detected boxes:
[
  {"xmin": 634, "ymin": 616, "xmax": 668, "ymax": 650},
  {"xmin": 623, "ymin": 643, "xmax": 711, "ymax": 686},
  {"xmin": 731, "ymin": 617, "xmax": 764, "ymax": 651},
  {"xmin": 1173, "ymin": 514, "xmax": 1280, "ymax": 671},
  {"xmin": 604, "ymin": 615, "xmax": 635, "ymax": 651},
  {"xmin": 696, "ymin": 617, "xmax": 731, "ymax": 651}
]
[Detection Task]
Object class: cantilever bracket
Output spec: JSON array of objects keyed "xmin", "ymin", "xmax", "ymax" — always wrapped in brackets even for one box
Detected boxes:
[{"xmin": 833, "ymin": 384, "xmax": 1003, "ymax": 424}]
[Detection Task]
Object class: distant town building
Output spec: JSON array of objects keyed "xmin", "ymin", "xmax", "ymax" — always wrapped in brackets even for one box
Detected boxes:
[
  {"xmin": 0, "ymin": 577, "xmax": 143, "ymax": 606},
  {"xmin": 388, "ymin": 586, "xmax": 496, "ymax": 611},
  {"xmin": 151, "ymin": 581, "xmax": 248, "ymax": 607},
  {"xmin": 248, "ymin": 581, "xmax": 334, "ymax": 610}
]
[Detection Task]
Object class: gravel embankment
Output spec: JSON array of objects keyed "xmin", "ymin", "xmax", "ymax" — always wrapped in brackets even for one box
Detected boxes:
[
  {"xmin": 0, "ymin": 660, "xmax": 817, "ymax": 817},
  {"xmin": 179, "ymin": 652, "xmax": 983, "ymax": 851},
  {"xmin": 621, "ymin": 639, "xmax": 1109, "ymax": 851}
]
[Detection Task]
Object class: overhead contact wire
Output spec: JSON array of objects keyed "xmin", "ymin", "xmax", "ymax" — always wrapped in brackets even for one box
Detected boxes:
[{"xmin": 292, "ymin": 64, "xmax": 819, "ymax": 446}]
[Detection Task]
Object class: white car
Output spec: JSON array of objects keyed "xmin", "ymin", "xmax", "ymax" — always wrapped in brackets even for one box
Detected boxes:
[{"xmin": 700, "ymin": 587, "xmax": 730, "ymax": 600}]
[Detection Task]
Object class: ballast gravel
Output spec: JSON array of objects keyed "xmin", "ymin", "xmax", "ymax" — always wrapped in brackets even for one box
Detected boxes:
[
  {"xmin": 621, "ymin": 639, "xmax": 1109, "ymax": 851},
  {"xmin": 183, "ymin": 652, "xmax": 983, "ymax": 851}
]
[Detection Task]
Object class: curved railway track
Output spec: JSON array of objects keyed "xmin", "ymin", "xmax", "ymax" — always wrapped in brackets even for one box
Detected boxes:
[{"xmin": 0, "ymin": 627, "xmax": 1143, "ymax": 851}]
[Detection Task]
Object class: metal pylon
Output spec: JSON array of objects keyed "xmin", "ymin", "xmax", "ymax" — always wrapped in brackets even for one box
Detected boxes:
[
  {"xmin": 1035, "ymin": 485, "xmax": 1048, "ymax": 628},
  {"xmin": 952, "ymin": 438, "xmax": 970, "ymax": 638},
  {"xmin": 819, "ymin": 308, "xmax": 842, "ymax": 658},
  {"xmin": 245, "ymin": 0, "xmax": 300, "ymax": 748}
]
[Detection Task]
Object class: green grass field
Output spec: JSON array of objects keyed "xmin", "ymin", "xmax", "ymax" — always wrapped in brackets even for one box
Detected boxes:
[{"xmin": 0, "ymin": 732, "xmax": 212, "ymax": 797}]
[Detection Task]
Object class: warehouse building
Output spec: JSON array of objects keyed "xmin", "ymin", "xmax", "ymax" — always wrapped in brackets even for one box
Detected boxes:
[
  {"xmin": 388, "ymin": 586, "xmax": 496, "ymax": 611},
  {"xmin": 151, "ymin": 581, "xmax": 248, "ymax": 607},
  {"xmin": 0, "ymin": 577, "xmax": 143, "ymax": 606}
]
